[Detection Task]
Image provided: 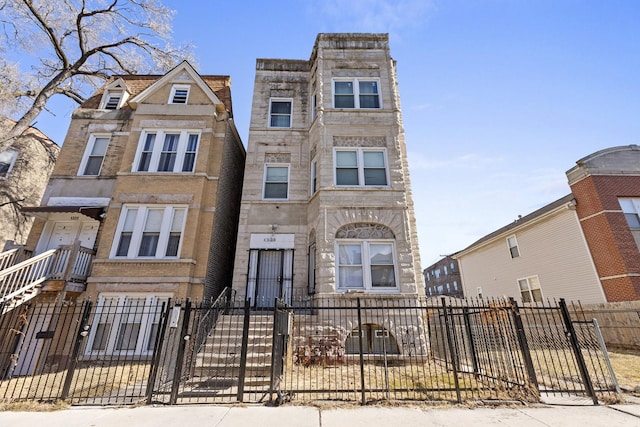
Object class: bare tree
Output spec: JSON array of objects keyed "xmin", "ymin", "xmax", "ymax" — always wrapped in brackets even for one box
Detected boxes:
[{"xmin": 0, "ymin": 0, "xmax": 193, "ymax": 152}]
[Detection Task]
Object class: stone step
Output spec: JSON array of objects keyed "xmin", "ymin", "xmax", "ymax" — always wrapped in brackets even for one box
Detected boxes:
[
  {"xmin": 195, "ymin": 352, "xmax": 272, "ymax": 366},
  {"xmin": 192, "ymin": 364, "xmax": 271, "ymax": 377},
  {"xmin": 200, "ymin": 341, "xmax": 272, "ymax": 352}
]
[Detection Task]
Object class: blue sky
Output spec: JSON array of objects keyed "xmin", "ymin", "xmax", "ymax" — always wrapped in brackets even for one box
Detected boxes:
[{"xmin": 33, "ymin": 0, "xmax": 640, "ymax": 267}]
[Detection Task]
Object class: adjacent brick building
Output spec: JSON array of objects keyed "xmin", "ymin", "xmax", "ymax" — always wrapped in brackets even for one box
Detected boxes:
[
  {"xmin": 454, "ymin": 145, "xmax": 640, "ymax": 303},
  {"xmin": 423, "ymin": 256, "xmax": 463, "ymax": 298},
  {"xmin": 20, "ymin": 61, "xmax": 245, "ymax": 309},
  {"xmin": 566, "ymin": 145, "xmax": 640, "ymax": 301}
]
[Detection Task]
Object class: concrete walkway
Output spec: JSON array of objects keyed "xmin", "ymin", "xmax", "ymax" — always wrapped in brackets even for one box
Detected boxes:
[{"xmin": 1, "ymin": 403, "xmax": 639, "ymax": 427}]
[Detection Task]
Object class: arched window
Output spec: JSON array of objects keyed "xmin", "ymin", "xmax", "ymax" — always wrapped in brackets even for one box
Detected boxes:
[{"xmin": 335, "ymin": 223, "xmax": 397, "ymax": 291}]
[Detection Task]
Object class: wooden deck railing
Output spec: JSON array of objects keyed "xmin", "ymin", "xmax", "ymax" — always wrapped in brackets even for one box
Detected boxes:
[{"xmin": 0, "ymin": 242, "xmax": 95, "ymax": 308}]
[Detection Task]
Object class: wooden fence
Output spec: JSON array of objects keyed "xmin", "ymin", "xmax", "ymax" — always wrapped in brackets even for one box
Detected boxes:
[{"xmin": 576, "ymin": 301, "xmax": 640, "ymax": 350}]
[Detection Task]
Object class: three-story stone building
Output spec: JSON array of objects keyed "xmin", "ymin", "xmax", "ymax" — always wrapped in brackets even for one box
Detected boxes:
[{"xmin": 230, "ymin": 33, "xmax": 423, "ymax": 305}]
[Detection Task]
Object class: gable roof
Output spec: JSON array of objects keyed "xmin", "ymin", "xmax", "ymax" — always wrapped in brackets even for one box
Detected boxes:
[
  {"xmin": 80, "ymin": 61, "xmax": 233, "ymax": 114},
  {"xmin": 455, "ymin": 194, "xmax": 576, "ymax": 258}
]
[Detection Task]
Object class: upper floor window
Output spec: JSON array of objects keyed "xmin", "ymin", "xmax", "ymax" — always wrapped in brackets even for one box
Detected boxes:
[
  {"xmin": 78, "ymin": 134, "xmax": 110, "ymax": 176},
  {"xmin": 101, "ymin": 90, "xmax": 124, "ymax": 110},
  {"xmin": 133, "ymin": 130, "xmax": 200, "ymax": 173},
  {"xmin": 619, "ymin": 198, "xmax": 640, "ymax": 229},
  {"xmin": 507, "ymin": 235, "xmax": 520, "ymax": 258},
  {"xmin": 111, "ymin": 205, "xmax": 187, "ymax": 259},
  {"xmin": 169, "ymin": 85, "xmax": 190, "ymax": 104},
  {"xmin": 434, "ymin": 268, "xmax": 441, "ymax": 279},
  {"xmin": 333, "ymin": 79, "xmax": 381, "ymax": 109},
  {"xmin": 518, "ymin": 276, "xmax": 543, "ymax": 303},
  {"xmin": 335, "ymin": 148, "xmax": 388, "ymax": 187},
  {"xmin": 619, "ymin": 198, "xmax": 640, "ymax": 249},
  {"xmin": 0, "ymin": 148, "xmax": 18, "ymax": 179},
  {"xmin": 269, "ymin": 98, "xmax": 292, "ymax": 128},
  {"xmin": 263, "ymin": 165, "xmax": 289, "ymax": 200},
  {"xmin": 310, "ymin": 160, "xmax": 318, "ymax": 195},
  {"xmin": 311, "ymin": 93, "xmax": 317, "ymax": 121}
]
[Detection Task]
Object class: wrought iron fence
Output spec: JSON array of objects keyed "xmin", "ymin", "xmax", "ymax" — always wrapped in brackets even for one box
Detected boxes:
[{"xmin": 0, "ymin": 293, "xmax": 622, "ymax": 406}]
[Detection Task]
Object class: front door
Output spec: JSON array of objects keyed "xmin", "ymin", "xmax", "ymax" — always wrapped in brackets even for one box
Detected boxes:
[
  {"xmin": 45, "ymin": 221, "xmax": 78, "ymax": 250},
  {"xmin": 247, "ymin": 249, "xmax": 293, "ymax": 307}
]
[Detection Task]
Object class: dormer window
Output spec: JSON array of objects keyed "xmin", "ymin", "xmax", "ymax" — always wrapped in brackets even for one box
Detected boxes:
[
  {"xmin": 170, "ymin": 85, "xmax": 190, "ymax": 104},
  {"xmin": 104, "ymin": 91, "xmax": 122, "ymax": 110},
  {"xmin": 99, "ymin": 82, "xmax": 128, "ymax": 110}
]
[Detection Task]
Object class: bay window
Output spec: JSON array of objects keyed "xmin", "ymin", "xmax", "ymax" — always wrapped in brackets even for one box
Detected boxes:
[
  {"xmin": 133, "ymin": 130, "xmax": 200, "ymax": 173},
  {"xmin": 333, "ymin": 78, "xmax": 381, "ymax": 109},
  {"xmin": 335, "ymin": 148, "xmax": 388, "ymax": 186},
  {"xmin": 112, "ymin": 205, "xmax": 187, "ymax": 259},
  {"xmin": 337, "ymin": 241, "xmax": 397, "ymax": 290}
]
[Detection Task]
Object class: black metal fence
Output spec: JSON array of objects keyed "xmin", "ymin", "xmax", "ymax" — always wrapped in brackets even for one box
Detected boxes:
[{"xmin": 0, "ymin": 293, "xmax": 621, "ymax": 406}]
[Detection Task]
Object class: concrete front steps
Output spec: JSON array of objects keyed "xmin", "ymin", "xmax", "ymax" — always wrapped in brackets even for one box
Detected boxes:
[{"xmin": 192, "ymin": 313, "xmax": 275, "ymax": 389}]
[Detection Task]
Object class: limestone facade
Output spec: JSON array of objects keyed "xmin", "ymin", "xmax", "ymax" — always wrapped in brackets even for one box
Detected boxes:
[{"xmin": 232, "ymin": 33, "xmax": 423, "ymax": 304}]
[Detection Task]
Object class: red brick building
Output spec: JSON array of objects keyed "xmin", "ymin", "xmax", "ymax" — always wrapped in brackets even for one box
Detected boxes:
[{"xmin": 567, "ymin": 145, "xmax": 640, "ymax": 301}]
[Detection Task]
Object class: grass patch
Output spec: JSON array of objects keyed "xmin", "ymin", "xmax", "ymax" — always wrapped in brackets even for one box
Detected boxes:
[
  {"xmin": 0, "ymin": 399, "xmax": 69, "ymax": 411},
  {"xmin": 608, "ymin": 349, "xmax": 640, "ymax": 389}
]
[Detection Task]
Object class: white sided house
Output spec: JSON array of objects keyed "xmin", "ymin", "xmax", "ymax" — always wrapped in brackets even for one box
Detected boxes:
[{"xmin": 454, "ymin": 194, "xmax": 606, "ymax": 304}]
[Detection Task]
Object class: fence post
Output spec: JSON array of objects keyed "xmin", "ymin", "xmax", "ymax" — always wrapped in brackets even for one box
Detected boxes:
[
  {"xmin": 169, "ymin": 300, "xmax": 192, "ymax": 405},
  {"xmin": 60, "ymin": 301, "xmax": 92, "ymax": 401},
  {"xmin": 509, "ymin": 298, "xmax": 538, "ymax": 391},
  {"xmin": 356, "ymin": 298, "xmax": 366, "ymax": 405},
  {"xmin": 237, "ymin": 298, "xmax": 251, "ymax": 402},
  {"xmin": 146, "ymin": 300, "xmax": 171, "ymax": 404},
  {"xmin": 441, "ymin": 297, "xmax": 461, "ymax": 403},
  {"xmin": 269, "ymin": 298, "xmax": 280, "ymax": 401},
  {"xmin": 591, "ymin": 318, "xmax": 622, "ymax": 395},
  {"xmin": 462, "ymin": 307, "xmax": 479, "ymax": 375},
  {"xmin": 559, "ymin": 298, "xmax": 598, "ymax": 405}
]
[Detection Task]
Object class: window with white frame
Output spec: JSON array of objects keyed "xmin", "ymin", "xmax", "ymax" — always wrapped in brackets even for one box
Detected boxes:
[
  {"xmin": 78, "ymin": 134, "xmax": 110, "ymax": 176},
  {"xmin": 507, "ymin": 235, "xmax": 520, "ymax": 258},
  {"xmin": 85, "ymin": 293, "xmax": 170, "ymax": 356},
  {"xmin": 0, "ymin": 148, "xmax": 18, "ymax": 179},
  {"xmin": 169, "ymin": 85, "xmax": 190, "ymax": 104},
  {"xmin": 263, "ymin": 165, "xmax": 289, "ymax": 199},
  {"xmin": 619, "ymin": 198, "xmax": 640, "ymax": 249},
  {"xmin": 102, "ymin": 90, "xmax": 123, "ymax": 110},
  {"xmin": 112, "ymin": 205, "xmax": 187, "ymax": 259},
  {"xmin": 337, "ymin": 241, "xmax": 397, "ymax": 290},
  {"xmin": 518, "ymin": 276, "xmax": 543, "ymax": 303},
  {"xmin": 269, "ymin": 98, "xmax": 292, "ymax": 128},
  {"xmin": 333, "ymin": 78, "xmax": 381, "ymax": 109},
  {"xmin": 335, "ymin": 148, "xmax": 388, "ymax": 187},
  {"xmin": 133, "ymin": 130, "xmax": 200, "ymax": 173}
]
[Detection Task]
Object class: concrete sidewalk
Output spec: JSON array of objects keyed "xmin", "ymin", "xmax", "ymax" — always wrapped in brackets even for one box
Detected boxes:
[{"xmin": 1, "ymin": 403, "xmax": 639, "ymax": 427}]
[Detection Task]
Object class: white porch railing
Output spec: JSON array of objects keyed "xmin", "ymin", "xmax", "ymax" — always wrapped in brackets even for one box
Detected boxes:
[
  {"xmin": 0, "ymin": 242, "xmax": 95, "ymax": 310},
  {"xmin": 0, "ymin": 247, "xmax": 33, "ymax": 271}
]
